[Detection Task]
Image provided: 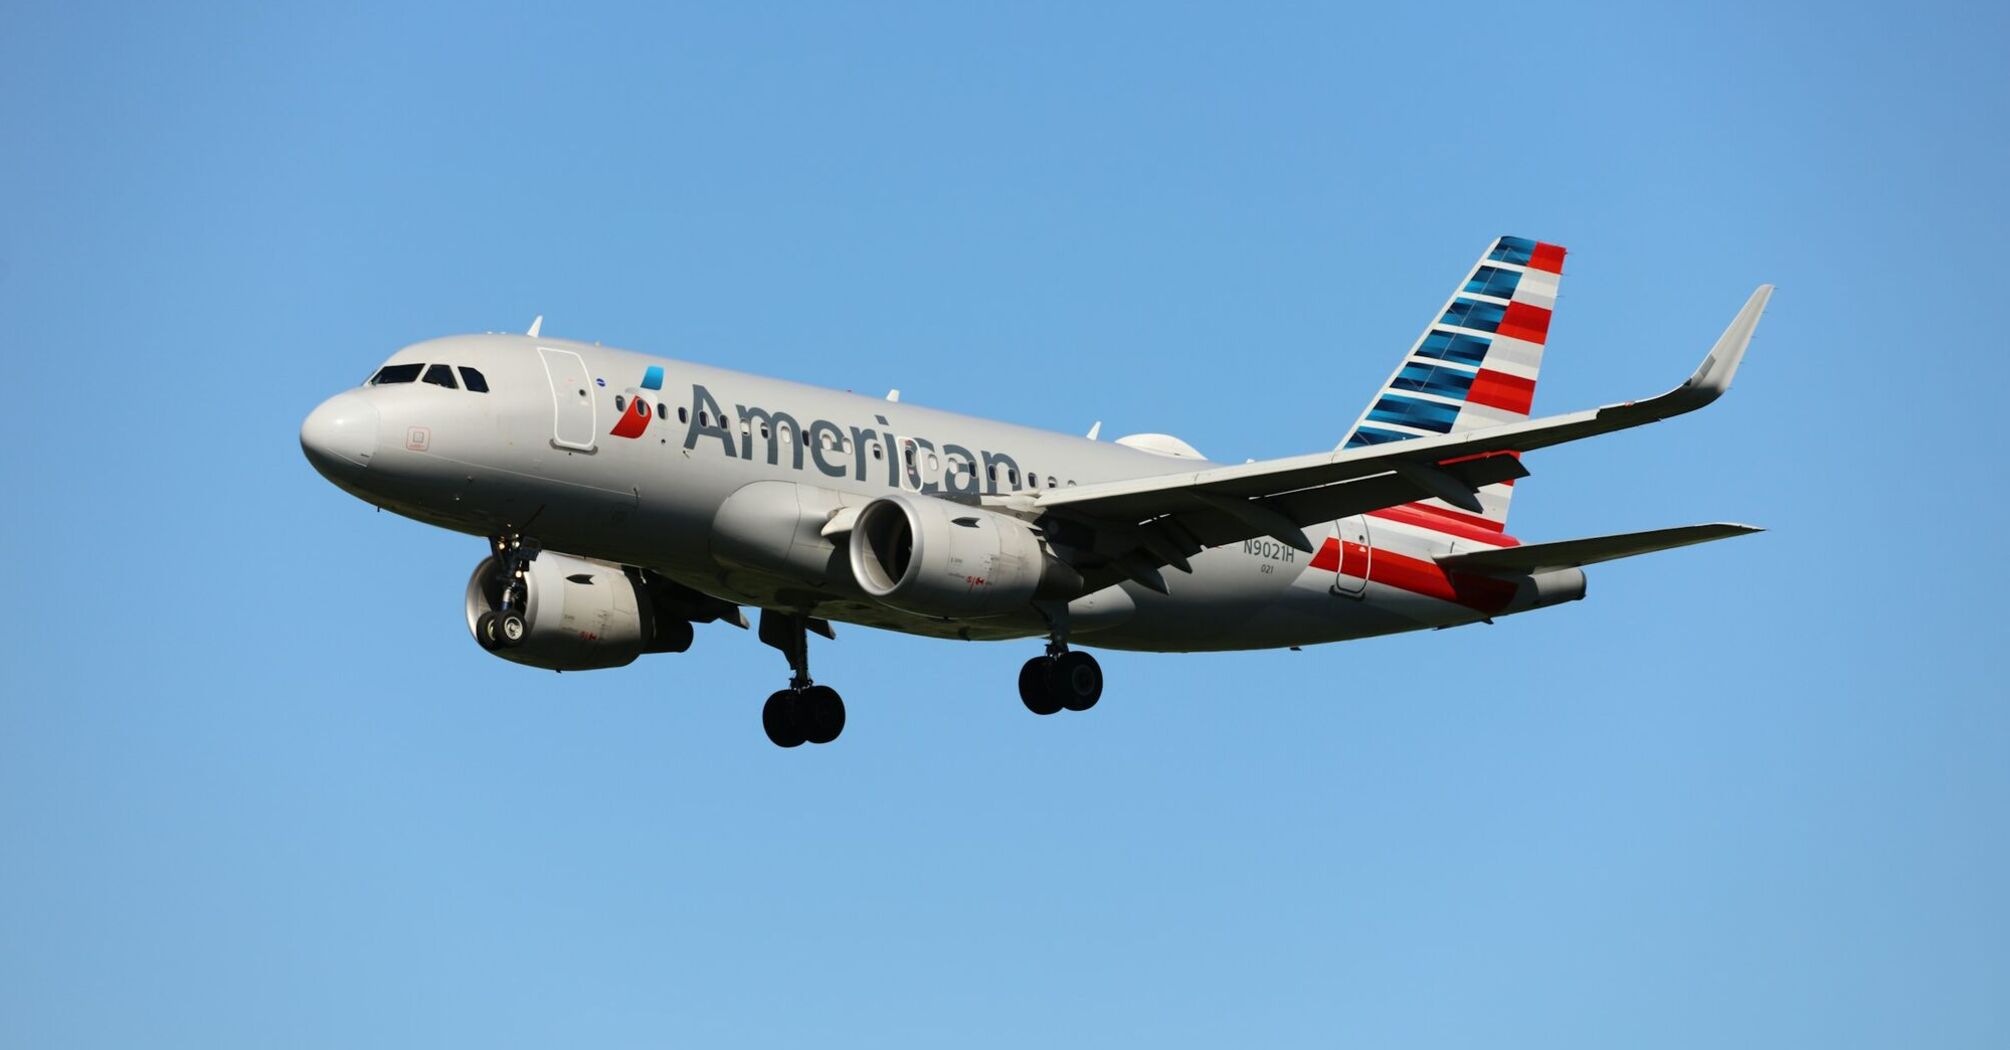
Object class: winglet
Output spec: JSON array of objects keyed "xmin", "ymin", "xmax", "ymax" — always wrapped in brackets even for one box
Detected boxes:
[
  {"xmin": 1661, "ymin": 284, "xmax": 1772, "ymax": 413},
  {"xmin": 527, "ymin": 315, "xmax": 544, "ymax": 338}
]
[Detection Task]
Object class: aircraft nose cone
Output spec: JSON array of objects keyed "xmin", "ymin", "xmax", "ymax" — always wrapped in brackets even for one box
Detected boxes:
[{"xmin": 300, "ymin": 391, "xmax": 380, "ymax": 476}]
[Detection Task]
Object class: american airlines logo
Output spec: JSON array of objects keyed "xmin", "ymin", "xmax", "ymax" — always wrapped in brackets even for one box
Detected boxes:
[
  {"xmin": 608, "ymin": 365, "xmax": 666, "ymax": 440},
  {"xmin": 611, "ymin": 367, "xmax": 1035, "ymax": 497}
]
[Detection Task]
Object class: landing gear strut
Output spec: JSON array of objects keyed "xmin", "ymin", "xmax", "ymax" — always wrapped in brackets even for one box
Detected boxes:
[
  {"xmin": 1018, "ymin": 623, "xmax": 1103, "ymax": 716},
  {"xmin": 758, "ymin": 610, "xmax": 845, "ymax": 747},
  {"xmin": 476, "ymin": 532, "xmax": 539, "ymax": 650}
]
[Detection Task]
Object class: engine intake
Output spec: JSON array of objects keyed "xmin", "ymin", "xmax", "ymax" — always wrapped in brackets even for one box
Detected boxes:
[
  {"xmin": 848, "ymin": 494, "xmax": 1081, "ymax": 619},
  {"xmin": 464, "ymin": 551, "xmax": 693, "ymax": 671}
]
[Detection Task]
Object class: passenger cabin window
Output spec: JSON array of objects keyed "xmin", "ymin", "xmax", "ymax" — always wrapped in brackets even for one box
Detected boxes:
[
  {"xmin": 371, "ymin": 363, "xmax": 424, "ymax": 385},
  {"xmin": 422, "ymin": 364, "xmax": 458, "ymax": 389},
  {"xmin": 459, "ymin": 367, "xmax": 489, "ymax": 393}
]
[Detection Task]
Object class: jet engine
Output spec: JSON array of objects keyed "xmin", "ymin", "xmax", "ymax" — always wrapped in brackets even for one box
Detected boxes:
[
  {"xmin": 463, "ymin": 551, "xmax": 694, "ymax": 671},
  {"xmin": 847, "ymin": 494, "xmax": 1082, "ymax": 619}
]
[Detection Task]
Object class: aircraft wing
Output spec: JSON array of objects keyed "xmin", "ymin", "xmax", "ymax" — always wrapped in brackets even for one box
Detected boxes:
[{"xmin": 1030, "ymin": 285, "xmax": 1772, "ymax": 588}]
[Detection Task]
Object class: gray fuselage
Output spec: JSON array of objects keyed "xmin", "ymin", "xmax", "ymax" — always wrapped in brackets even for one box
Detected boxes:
[{"xmin": 301, "ymin": 334, "xmax": 1540, "ymax": 653}]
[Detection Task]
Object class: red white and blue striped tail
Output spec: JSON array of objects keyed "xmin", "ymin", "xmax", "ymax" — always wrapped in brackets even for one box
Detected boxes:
[{"xmin": 1338, "ymin": 235, "xmax": 1566, "ymax": 534}]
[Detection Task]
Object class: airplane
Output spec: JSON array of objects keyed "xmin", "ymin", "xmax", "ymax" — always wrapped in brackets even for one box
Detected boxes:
[{"xmin": 301, "ymin": 236, "xmax": 1771, "ymax": 748}]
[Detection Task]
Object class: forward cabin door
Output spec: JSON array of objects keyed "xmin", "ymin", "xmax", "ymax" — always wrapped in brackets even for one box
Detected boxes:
[
  {"xmin": 1330, "ymin": 515, "xmax": 1372, "ymax": 597},
  {"xmin": 538, "ymin": 347, "xmax": 597, "ymax": 451}
]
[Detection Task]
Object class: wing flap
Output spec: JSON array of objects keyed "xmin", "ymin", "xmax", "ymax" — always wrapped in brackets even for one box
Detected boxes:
[{"xmin": 1435, "ymin": 523, "xmax": 1763, "ymax": 576}]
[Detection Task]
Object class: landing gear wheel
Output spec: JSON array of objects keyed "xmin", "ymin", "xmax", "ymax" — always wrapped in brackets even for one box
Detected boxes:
[
  {"xmin": 1019, "ymin": 656, "xmax": 1063, "ymax": 715},
  {"xmin": 475, "ymin": 612, "xmax": 501, "ymax": 651},
  {"xmin": 496, "ymin": 611, "xmax": 527, "ymax": 648},
  {"xmin": 799, "ymin": 685, "xmax": 846, "ymax": 744},
  {"xmin": 762, "ymin": 690, "xmax": 806, "ymax": 748},
  {"xmin": 1048, "ymin": 651, "xmax": 1103, "ymax": 712}
]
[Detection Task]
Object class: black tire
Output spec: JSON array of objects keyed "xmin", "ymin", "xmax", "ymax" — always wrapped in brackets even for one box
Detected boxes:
[
  {"xmin": 1048, "ymin": 650, "xmax": 1103, "ymax": 712},
  {"xmin": 475, "ymin": 612, "xmax": 500, "ymax": 651},
  {"xmin": 1019, "ymin": 656, "xmax": 1062, "ymax": 715},
  {"xmin": 762, "ymin": 690, "xmax": 806, "ymax": 748},
  {"xmin": 497, "ymin": 611, "xmax": 528, "ymax": 648},
  {"xmin": 799, "ymin": 685, "xmax": 846, "ymax": 745}
]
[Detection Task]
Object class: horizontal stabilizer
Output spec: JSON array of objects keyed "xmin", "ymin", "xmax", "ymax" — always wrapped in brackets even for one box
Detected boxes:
[{"xmin": 1435, "ymin": 522, "xmax": 1762, "ymax": 576}]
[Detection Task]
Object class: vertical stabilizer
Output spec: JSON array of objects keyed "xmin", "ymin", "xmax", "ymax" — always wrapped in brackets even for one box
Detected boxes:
[{"xmin": 1338, "ymin": 235, "xmax": 1567, "ymax": 533}]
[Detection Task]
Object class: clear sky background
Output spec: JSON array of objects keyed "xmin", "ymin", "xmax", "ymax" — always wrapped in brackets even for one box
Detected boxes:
[{"xmin": 3, "ymin": 2, "xmax": 2005, "ymax": 1046}]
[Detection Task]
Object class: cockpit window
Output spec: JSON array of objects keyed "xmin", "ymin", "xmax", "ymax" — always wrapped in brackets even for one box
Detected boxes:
[
  {"xmin": 370, "ymin": 363, "xmax": 424, "ymax": 385},
  {"xmin": 422, "ymin": 364, "xmax": 458, "ymax": 389},
  {"xmin": 459, "ymin": 367, "xmax": 489, "ymax": 393}
]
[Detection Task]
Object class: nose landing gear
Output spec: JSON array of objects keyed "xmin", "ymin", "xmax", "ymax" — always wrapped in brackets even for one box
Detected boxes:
[
  {"xmin": 758, "ymin": 610, "xmax": 846, "ymax": 748},
  {"xmin": 476, "ymin": 532, "xmax": 540, "ymax": 650},
  {"xmin": 476, "ymin": 609, "xmax": 528, "ymax": 649}
]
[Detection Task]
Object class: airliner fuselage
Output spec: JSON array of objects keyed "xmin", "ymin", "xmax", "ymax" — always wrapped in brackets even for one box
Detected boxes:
[{"xmin": 301, "ymin": 237, "xmax": 1769, "ymax": 746}]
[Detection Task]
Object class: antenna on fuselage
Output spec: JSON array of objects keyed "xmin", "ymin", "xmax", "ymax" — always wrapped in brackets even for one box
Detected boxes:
[
  {"xmin": 885, "ymin": 389, "xmax": 900, "ymax": 402},
  {"xmin": 526, "ymin": 315, "xmax": 544, "ymax": 338},
  {"xmin": 1086, "ymin": 421, "xmax": 1102, "ymax": 440}
]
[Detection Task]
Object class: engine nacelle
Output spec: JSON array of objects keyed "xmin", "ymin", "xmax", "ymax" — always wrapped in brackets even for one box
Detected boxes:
[
  {"xmin": 847, "ymin": 494, "xmax": 1082, "ymax": 619},
  {"xmin": 464, "ymin": 551, "xmax": 693, "ymax": 671}
]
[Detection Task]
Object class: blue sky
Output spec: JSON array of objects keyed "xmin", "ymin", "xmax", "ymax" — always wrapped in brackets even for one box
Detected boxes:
[{"xmin": 3, "ymin": 2, "xmax": 2005, "ymax": 1046}]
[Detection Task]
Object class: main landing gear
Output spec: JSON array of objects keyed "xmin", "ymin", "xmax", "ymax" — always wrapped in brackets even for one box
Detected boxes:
[
  {"xmin": 746, "ymin": 604, "xmax": 1108, "ymax": 745},
  {"xmin": 1018, "ymin": 638, "xmax": 1103, "ymax": 717},
  {"xmin": 474, "ymin": 532, "xmax": 538, "ymax": 651},
  {"xmin": 758, "ymin": 610, "xmax": 845, "ymax": 748}
]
